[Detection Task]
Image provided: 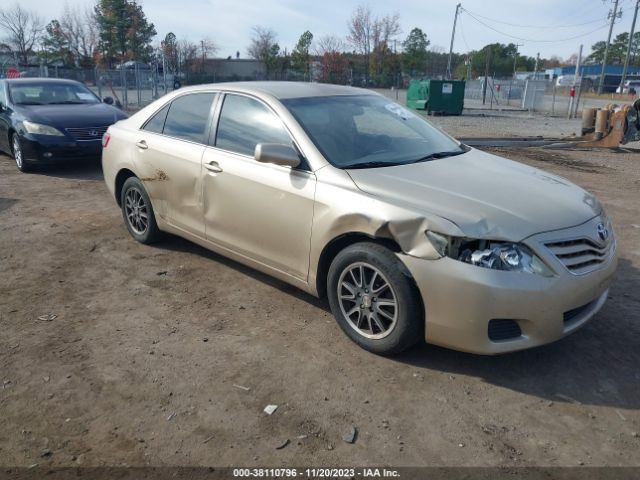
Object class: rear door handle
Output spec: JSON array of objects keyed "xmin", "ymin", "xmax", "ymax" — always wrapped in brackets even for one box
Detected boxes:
[
  {"xmin": 136, "ymin": 140, "xmax": 148, "ymax": 150},
  {"xmin": 205, "ymin": 161, "xmax": 223, "ymax": 173}
]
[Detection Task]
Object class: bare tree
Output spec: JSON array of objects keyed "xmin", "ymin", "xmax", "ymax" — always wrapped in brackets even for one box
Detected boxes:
[
  {"xmin": 347, "ymin": 5, "xmax": 373, "ymax": 80},
  {"xmin": 370, "ymin": 13, "xmax": 400, "ymax": 77},
  {"xmin": 314, "ymin": 35, "xmax": 345, "ymax": 56},
  {"xmin": 247, "ymin": 26, "xmax": 277, "ymax": 60},
  {"xmin": 0, "ymin": 3, "xmax": 44, "ymax": 64},
  {"xmin": 247, "ymin": 26, "xmax": 281, "ymax": 74},
  {"xmin": 59, "ymin": 5, "xmax": 98, "ymax": 67},
  {"xmin": 347, "ymin": 6, "xmax": 400, "ymax": 83},
  {"xmin": 177, "ymin": 38, "xmax": 199, "ymax": 73}
]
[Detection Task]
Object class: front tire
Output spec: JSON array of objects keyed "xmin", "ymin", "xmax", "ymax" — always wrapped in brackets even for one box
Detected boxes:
[
  {"xmin": 120, "ymin": 177, "xmax": 162, "ymax": 244},
  {"xmin": 327, "ymin": 242, "xmax": 423, "ymax": 355},
  {"xmin": 11, "ymin": 134, "xmax": 31, "ymax": 173}
]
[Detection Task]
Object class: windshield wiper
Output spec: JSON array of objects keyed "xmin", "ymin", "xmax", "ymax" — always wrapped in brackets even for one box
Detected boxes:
[
  {"xmin": 408, "ymin": 149, "xmax": 466, "ymax": 164},
  {"xmin": 48, "ymin": 101, "xmax": 86, "ymax": 104},
  {"xmin": 344, "ymin": 161, "xmax": 403, "ymax": 169},
  {"xmin": 16, "ymin": 101, "xmax": 43, "ymax": 105}
]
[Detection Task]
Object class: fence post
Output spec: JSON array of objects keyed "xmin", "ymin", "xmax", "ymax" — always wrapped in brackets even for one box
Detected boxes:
[
  {"xmin": 135, "ymin": 63, "xmax": 142, "ymax": 106},
  {"xmin": 121, "ymin": 68, "xmax": 127, "ymax": 110},
  {"xmin": 95, "ymin": 67, "xmax": 102, "ymax": 99}
]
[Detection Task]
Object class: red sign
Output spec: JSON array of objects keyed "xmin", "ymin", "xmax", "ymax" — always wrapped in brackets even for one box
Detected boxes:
[{"xmin": 6, "ymin": 68, "xmax": 20, "ymax": 78}]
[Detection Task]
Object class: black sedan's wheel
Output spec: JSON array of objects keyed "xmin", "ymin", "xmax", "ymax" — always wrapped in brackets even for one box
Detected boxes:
[
  {"xmin": 11, "ymin": 134, "xmax": 31, "ymax": 173},
  {"xmin": 120, "ymin": 177, "xmax": 162, "ymax": 244},
  {"xmin": 327, "ymin": 242, "xmax": 423, "ymax": 355}
]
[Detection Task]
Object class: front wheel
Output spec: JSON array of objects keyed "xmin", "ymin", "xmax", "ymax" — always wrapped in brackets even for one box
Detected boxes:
[
  {"xmin": 120, "ymin": 177, "xmax": 162, "ymax": 244},
  {"xmin": 11, "ymin": 134, "xmax": 31, "ymax": 173},
  {"xmin": 327, "ymin": 242, "xmax": 423, "ymax": 355}
]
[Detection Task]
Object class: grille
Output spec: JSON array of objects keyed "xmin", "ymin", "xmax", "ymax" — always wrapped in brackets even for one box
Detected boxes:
[
  {"xmin": 564, "ymin": 297, "xmax": 601, "ymax": 326},
  {"xmin": 488, "ymin": 319, "xmax": 522, "ymax": 342},
  {"xmin": 65, "ymin": 126, "xmax": 108, "ymax": 141},
  {"xmin": 545, "ymin": 237, "xmax": 613, "ymax": 275}
]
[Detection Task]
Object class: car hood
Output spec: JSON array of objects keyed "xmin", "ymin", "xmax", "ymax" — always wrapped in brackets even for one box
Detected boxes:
[
  {"xmin": 346, "ymin": 148, "xmax": 600, "ymax": 241},
  {"xmin": 15, "ymin": 103, "xmax": 127, "ymax": 127}
]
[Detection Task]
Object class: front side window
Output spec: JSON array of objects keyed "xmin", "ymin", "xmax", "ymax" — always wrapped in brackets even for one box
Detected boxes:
[
  {"xmin": 162, "ymin": 93, "xmax": 215, "ymax": 143},
  {"xmin": 215, "ymin": 94, "xmax": 292, "ymax": 156}
]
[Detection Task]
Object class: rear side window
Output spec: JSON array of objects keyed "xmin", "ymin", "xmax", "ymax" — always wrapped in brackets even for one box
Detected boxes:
[
  {"xmin": 162, "ymin": 93, "xmax": 215, "ymax": 143},
  {"xmin": 215, "ymin": 94, "xmax": 292, "ymax": 156},
  {"xmin": 143, "ymin": 104, "xmax": 170, "ymax": 134}
]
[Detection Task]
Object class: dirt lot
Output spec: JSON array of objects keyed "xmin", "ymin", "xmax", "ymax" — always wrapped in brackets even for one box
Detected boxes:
[{"xmin": 1, "ymin": 139, "xmax": 639, "ymax": 469}]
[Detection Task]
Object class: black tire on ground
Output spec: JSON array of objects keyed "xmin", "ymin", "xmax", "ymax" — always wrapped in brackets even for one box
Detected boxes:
[
  {"xmin": 327, "ymin": 242, "xmax": 424, "ymax": 355},
  {"xmin": 120, "ymin": 176, "xmax": 162, "ymax": 244},
  {"xmin": 11, "ymin": 133, "xmax": 32, "ymax": 173}
]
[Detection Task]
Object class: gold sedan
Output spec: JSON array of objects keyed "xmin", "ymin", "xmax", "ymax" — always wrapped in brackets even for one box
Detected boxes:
[{"xmin": 102, "ymin": 82, "xmax": 617, "ymax": 355}]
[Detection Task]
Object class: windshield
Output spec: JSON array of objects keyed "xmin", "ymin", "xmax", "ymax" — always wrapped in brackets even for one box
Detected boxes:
[
  {"xmin": 282, "ymin": 95, "xmax": 465, "ymax": 169},
  {"xmin": 9, "ymin": 82, "xmax": 100, "ymax": 105}
]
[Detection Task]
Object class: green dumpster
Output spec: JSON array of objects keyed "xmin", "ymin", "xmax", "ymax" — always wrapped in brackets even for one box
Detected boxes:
[{"xmin": 406, "ymin": 79, "xmax": 465, "ymax": 115}]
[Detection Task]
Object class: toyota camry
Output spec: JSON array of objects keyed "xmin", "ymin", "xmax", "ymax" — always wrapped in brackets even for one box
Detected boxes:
[{"xmin": 101, "ymin": 82, "xmax": 617, "ymax": 355}]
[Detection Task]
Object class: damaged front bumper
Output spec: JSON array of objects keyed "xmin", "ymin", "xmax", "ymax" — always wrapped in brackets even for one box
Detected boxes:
[{"xmin": 400, "ymin": 219, "xmax": 618, "ymax": 355}]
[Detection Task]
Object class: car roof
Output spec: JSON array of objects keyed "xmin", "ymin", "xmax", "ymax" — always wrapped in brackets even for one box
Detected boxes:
[
  {"xmin": 5, "ymin": 77, "xmax": 83, "ymax": 86},
  {"xmin": 177, "ymin": 81, "xmax": 376, "ymax": 100}
]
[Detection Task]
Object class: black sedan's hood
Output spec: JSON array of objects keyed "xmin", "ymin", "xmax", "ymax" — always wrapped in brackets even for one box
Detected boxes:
[{"xmin": 15, "ymin": 103, "xmax": 127, "ymax": 127}]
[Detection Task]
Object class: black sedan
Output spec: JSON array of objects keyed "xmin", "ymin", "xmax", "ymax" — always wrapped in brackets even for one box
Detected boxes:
[{"xmin": 0, "ymin": 78, "xmax": 128, "ymax": 172}]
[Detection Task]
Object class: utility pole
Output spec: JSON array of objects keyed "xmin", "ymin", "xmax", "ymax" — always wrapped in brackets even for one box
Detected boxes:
[
  {"xmin": 569, "ymin": 44, "xmax": 583, "ymax": 118},
  {"xmin": 512, "ymin": 44, "xmax": 523, "ymax": 78},
  {"xmin": 534, "ymin": 52, "xmax": 540, "ymax": 79},
  {"xmin": 482, "ymin": 46, "xmax": 492, "ymax": 104},
  {"xmin": 598, "ymin": 0, "xmax": 620, "ymax": 94},
  {"xmin": 446, "ymin": 3, "xmax": 462, "ymax": 79},
  {"xmin": 507, "ymin": 44, "xmax": 522, "ymax": 105},
  {"xmin": 620, "ymin": 0, "xmax": 640, "ymax": 94}
]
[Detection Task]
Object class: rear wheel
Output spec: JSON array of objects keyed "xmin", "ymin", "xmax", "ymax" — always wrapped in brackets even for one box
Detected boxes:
[
  {"xmin": 120, "ymin": 177, "xmax": 162, "ymax": 244},
  {"xmin": 327, "ymin": 242, "xmax": 423, "ymax": 355},
  {"xmin": 11, "ymin": 134, "xmax": 31, "ymax": 173}
]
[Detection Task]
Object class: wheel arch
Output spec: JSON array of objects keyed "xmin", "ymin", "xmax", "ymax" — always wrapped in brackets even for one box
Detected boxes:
[
  {"xmin": 315, "ymin": 232, "xmax": 403, "ymax": 298},
  {"xmin": 114, "ymin": 168, "xmax": 137, "ymax": 206}
]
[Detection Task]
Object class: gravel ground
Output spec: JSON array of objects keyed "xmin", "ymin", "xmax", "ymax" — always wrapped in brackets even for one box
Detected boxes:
[{"xmin": 1, "ymin": 118, "xmax": 639, "ymax": 470}]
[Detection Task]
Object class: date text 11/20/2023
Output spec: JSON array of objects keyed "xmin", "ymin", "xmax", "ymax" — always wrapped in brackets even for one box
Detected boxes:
[{"xmin": 232, "ymin": 468, "xmax": 400, "ymax": 478}]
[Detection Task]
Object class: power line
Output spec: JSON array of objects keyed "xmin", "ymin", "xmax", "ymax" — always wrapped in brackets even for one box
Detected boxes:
[
  {"xmin": 458, "ymin": 14, "xmax": 472, "ymax": 52},
  {"xmin": 461, "ymin": 9, "xmax": 611, "ymax": 43},
  {"xmin": 460, "ymin": 8, "xmax": 608, "ymax": 29}
]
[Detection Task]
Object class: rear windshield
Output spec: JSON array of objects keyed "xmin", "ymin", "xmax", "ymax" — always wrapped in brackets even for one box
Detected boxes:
[
  {"xmin": 9, "ymin": 82, "xmax": 100, "ymax": 105},
  {"xmin": 282, "ymin": 95, "xmax": 463, "ymax": 169}
]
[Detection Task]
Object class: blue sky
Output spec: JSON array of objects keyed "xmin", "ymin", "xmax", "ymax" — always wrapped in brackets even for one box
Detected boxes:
[{"xmin": 15, "ymin": 0, "xmax": 637, "ymax": 60}]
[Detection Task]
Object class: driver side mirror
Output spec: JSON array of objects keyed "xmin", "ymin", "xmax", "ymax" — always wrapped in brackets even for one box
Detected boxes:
[
  {"xmin": 254, "ymin": 143, "xmax": 301, "ymax": 168},
  {"xmin": 103, "ymin": 96, "xmax": 114, "ymax": 105}
]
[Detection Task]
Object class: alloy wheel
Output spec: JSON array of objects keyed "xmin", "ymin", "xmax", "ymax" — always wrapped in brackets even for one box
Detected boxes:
[
  {"xmin": 124, "ymin": 187, "xmax": 149, "ymax": 235},
  {"xmin": 13, "ymin": 136, "xmax": 22, "ymax": 169},
  {"xmin": 337, "ymin": 262, "xmax": 398, "ymax": 339}
]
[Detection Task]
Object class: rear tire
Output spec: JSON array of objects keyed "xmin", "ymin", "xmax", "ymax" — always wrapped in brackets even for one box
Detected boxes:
[
  {"xmin": 120, "ymin": 177, "xmax": 162, "ymax": 244},
  {"xmin": 327, "ymin": 242, "xmax": 423, "ymax": 355}
]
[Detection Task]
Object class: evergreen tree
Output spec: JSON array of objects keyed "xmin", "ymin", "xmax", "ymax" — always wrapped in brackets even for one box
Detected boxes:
[{"xmin": 94, "ymin": 0, "xmax": 156, "ymax": 67}]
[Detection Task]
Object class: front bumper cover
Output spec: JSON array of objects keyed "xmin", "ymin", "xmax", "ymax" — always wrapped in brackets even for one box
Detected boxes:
[{"xmin": 401, "ymin": 217, "xmax": 618, "ymax": 354}]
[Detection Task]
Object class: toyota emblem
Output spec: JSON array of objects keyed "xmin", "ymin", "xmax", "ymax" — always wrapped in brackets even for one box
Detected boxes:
[{"xmin": 596, "ymin": 223, "xmax": 609, "ymax": 241}]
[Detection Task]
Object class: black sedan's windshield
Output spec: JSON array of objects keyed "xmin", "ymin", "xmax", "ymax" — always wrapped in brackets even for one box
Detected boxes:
[
  {"xmin": 282, "ymin": 95, "xmax": 465, "ymax": 169},
  {"xmin": 9, "ymin": 82, "xmax": 100, "ymax": 106}
]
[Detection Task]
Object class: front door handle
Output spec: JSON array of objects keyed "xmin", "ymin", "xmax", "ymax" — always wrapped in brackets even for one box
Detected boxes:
[
  {"xmin": 205, "ymin": 161, "xmax": 223, "ymax": 173},
  {"xmin": 136, "ymin": 140, "xmax": 148, "ymax": 150}
]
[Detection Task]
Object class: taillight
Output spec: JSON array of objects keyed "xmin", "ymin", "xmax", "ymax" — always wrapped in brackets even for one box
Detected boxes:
[{"xmin": 102, "ymin": 132, "xmax": 111, "ymax": 148}]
